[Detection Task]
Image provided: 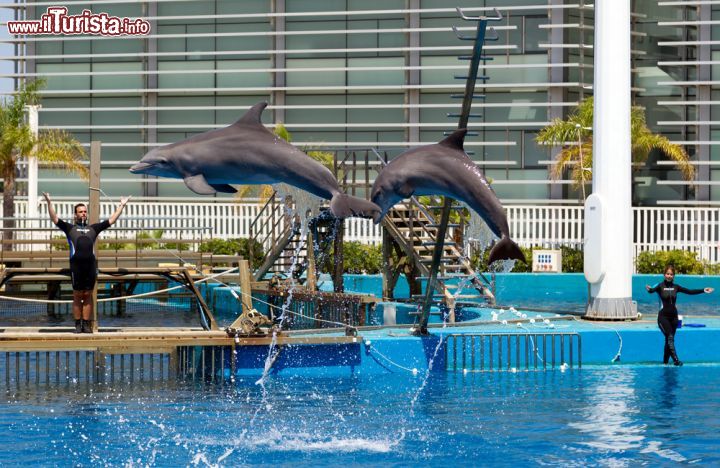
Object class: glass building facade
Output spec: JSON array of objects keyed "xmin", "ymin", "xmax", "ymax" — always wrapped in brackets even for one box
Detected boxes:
[{"xmin": 1, "ymin": 0, "xmax": 718, "ymax": 205}]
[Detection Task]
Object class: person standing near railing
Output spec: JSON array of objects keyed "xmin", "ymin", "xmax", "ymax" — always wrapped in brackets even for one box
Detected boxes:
[
  {"xmin": 646, "ymin": 264, "xmax": 714, "ymax": 366},
  {"xmin": 43, "ymin": 192, "xmax": 130, "ymax": 333}
]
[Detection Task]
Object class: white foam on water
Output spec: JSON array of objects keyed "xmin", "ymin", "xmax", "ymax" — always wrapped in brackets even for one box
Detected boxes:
[
  {"xmin": 190, "ymin": 451, "xmax": 215, "ymax": 467},
  {"xmin": 640, "ymin": 441, "xmax": 688, "ymax": 463},
  {"xmin": 185, "ymin": 430, "xmax": 398, "ymax": 454}
]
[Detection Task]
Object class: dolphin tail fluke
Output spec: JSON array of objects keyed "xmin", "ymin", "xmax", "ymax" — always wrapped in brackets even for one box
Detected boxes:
[
  {"xmin": 329, "ymin": 193, "xmax": 381, "ymax": 220},
  {"xmin": 488, "ymin": 236, "xmax": 526, "ymax": 265}
]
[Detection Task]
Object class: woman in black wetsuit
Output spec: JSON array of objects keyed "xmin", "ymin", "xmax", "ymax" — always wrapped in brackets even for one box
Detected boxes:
[{"xmin": 646, "ymin": 265, "xmax": 714, "ymax": 366}]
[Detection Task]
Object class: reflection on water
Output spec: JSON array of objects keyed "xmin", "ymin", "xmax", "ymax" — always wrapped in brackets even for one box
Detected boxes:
[{"xmin": 569, "ymin": 368, "xmax": 645, "ymax": 451}]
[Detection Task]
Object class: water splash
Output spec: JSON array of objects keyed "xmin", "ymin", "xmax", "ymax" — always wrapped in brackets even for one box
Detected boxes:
[
  {"xmin": 273, "ymin": 183, "xmax": 322, "ymax": 227},
  {"xmin": 463, "ymin": 203, "xmax": 494, "ymax": 250}
]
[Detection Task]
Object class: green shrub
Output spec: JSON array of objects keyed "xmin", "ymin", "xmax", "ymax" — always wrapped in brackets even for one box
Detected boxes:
[
  {"xmin": 470, "ymin": 244, "xmax": 583, "ymax": 273},
  {"xmin": 198, "ymin": 237, "xmax": 264, "ymax": 269},
  {"xmin": 343, "ymin": 241, "xmax": 383, "ymax": 274},
  {"xmin": 704, "ymin": 262, "xmax": 720, "ymax": 275},
  {"xmin": 162, "ymin": 241, "xmax": 190, "ymax": 251},
  {"xmin": 132, "ymin": 229, "xmax": 164, "ymax": 250},
  {"xmin": 560, "ymin": 246, "xmax": 584, "ymax": 273},
  {"xmin": 52, "ymin": 235, "xmax": 68, "ymax": 250},
  {"xmin": 318, "ymin": 241, "xmax": 383, "ymax": 274},
  {"xmin": 98, "ymin": 240, "xmax": 135, "ymax": 250},
  {"xmin": 636, "ymin": 249, "xmax": 705, "ymax": 274}
]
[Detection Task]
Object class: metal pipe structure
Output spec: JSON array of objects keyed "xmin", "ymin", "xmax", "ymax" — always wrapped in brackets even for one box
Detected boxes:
[{"xmin": 417, "ymin": 8, "xmax": 500, "ymax": 335}]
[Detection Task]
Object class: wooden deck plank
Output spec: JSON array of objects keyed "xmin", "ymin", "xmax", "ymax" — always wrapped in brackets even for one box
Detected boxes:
[{"xmin": 0, "ymin": 328, "xmax": 361, "ymax": 351}]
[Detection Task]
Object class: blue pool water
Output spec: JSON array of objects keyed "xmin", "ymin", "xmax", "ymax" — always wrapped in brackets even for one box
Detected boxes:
[{"xmin": 2, "ymin": 365, "xmax": 719, "ymax": 465}]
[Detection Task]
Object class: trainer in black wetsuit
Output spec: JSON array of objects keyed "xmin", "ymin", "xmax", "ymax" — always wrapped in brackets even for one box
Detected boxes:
[
  {"xmin": 43, "ymin": 192, "xmax": 130, "ymax": 334},
  {"xmin": 646, "ymin": 265, "xmax": 714, "ymax": 366},
  {"xmin": 56, "ymin": 217, "xmax": 110, "ymax": 291}
]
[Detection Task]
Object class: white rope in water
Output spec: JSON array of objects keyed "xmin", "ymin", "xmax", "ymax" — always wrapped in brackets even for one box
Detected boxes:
[
  {"xmin": 0, "ymin": 267, "xmax": 239, "ymax": 305},
  {"xmin": 364, "ymin": 340, "xmax": 419, "ymax": 374},
  {"xmin": 515, "ymin": 322, "xmax": 545, "ymax": 364},
  {"xmin": 572, "ymin": 315, "xmax": 623, "ymax": 363}
]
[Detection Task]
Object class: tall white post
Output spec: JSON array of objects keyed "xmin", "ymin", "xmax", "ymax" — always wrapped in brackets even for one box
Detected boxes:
[
  {"xmin": 26, "ymin": 105, "xmax": 40, "ymax": 221},
  {"xmin": 584, "ymin": 0, "xmax": 636, "ymax": 319}
]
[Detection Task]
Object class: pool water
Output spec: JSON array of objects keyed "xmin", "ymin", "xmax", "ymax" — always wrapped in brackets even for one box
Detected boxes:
[{"xmin": 2, "ymin": 365, "xmax": 719, "ymax": 465}]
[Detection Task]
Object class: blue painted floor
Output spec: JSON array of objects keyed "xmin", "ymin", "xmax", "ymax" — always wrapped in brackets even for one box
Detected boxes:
[{"xmin": 248, "ymin": 311, "xmax": 720, "ymax": 378}]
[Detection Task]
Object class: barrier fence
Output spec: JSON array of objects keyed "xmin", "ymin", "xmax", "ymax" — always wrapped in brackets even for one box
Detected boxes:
[{"xmin": 2, "ymin": 201, "xmax": 719, "ymax": 265}]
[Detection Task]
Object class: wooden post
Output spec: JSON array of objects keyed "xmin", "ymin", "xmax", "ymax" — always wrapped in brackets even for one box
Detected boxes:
[
  {"xmin": 239, "ymin": 259, "xmax": 253, "ymax": 314},
  {"xmin": 89, "ymin": 141, "xmax": 101, "ymax": 333},
  {"xmin": 306, "ymin": 230, "xmax": 317, "ymax": 291},
  {"xmin": 381, "ymin": 227, "xmax": 392, "ymax": 299},
  {"xmin": 332, "ymin": 218, "xmax": 344, "ymax": 293}
]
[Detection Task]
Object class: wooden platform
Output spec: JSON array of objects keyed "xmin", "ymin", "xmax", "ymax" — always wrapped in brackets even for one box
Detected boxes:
[{"xmin": 0, "ymin": 327, "xmax": 362, "ymax": 351}]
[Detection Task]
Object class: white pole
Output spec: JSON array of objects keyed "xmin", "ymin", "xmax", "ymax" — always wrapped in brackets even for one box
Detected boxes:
[
  {"xmin": 26, "ymin": 105, "xmax": 40, "ymax": 221},
  {"xmin": 584, "ymin": 0, "xmax": 636, "ymax": 319}
]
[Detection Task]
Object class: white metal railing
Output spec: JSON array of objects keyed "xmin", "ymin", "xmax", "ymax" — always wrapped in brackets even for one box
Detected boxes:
[{"xmin": 2, "ymin": 201, "xmax": 719, "ymax": 264}]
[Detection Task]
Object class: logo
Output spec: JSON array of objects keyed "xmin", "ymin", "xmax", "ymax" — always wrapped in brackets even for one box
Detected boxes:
[{"xmin": 7, "ymin": 7, "xmax": 151, "ymax": 36}]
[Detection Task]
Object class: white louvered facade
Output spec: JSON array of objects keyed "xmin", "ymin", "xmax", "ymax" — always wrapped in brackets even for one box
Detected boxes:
[{"xmin": 0, "ymin": 0, "xmax": 718, "ymax": 205}]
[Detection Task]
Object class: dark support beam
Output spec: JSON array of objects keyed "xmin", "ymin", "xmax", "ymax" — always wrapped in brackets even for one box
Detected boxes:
[
  {"xmin": 696, "ymin": 4, "xmax": 711, "ymax": 201},
  {"xmin": 418, "ymin": 10, "xmax": 498, "ymax": 335}
]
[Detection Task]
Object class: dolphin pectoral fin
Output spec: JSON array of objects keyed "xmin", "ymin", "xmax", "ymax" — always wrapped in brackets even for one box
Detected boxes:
[
  {"xmin": 488, "ymin": 236, "xmax": 526, "ymax": 265},
  {"xmin": 183, "ymin": 174, "xmax": 217, "ymax": 195},
  {"xmin": 210, "ymin": 183, "xmax": 238, "ymax": 194},
  {"xmin": 330, "ymin": 193, "xmax": 381, "ymax": 220}
]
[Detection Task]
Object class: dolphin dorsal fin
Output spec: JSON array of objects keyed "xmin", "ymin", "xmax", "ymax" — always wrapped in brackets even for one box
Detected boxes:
[
  {"xmin": 438, "ymin": 128, "xmax": 467, "ymax": 150},
  {"xmin": 233, "ymin": 102, "xmax": 268, "ymax": 127}
]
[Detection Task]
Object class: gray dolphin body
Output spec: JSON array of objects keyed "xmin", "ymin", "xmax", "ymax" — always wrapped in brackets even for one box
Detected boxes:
[
  {"xmin": 371, "ymin": 129, "xmax": 525, "ymax": 265},
  {"xmin": 130, "ymin": 102, "xmax": 380, "ymax": 219}
]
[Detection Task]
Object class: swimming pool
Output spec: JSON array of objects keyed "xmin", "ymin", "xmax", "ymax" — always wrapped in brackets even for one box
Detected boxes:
[{"xmin": 3, "ymin": 365, "xmax": 718, "ymax": 465}]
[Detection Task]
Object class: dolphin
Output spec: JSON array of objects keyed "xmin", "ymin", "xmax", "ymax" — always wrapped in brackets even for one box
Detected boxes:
[
  {"xmin": 129, "ymin": 102, "xmax": 380, "ymax": 219},
  {"xmin": 370, "ymin": 128, "xmax": 525, "ymax": 265}
]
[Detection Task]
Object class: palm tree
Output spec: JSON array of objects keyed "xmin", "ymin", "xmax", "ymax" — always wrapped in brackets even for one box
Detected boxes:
[
  {"xmin": 1, "ymin": 79, "xmax": 87, "ymax": 247},
  {"xmin": 535, "ymin": 97, "xmax": 694, "ymax": 200}
]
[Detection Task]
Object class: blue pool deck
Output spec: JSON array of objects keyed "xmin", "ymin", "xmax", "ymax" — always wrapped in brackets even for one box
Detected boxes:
[
  {"xmin": 185, "ymin": 273, "xmax": 720, "ymax": 377},
  {"xmin": 231, "ymin": 311, "xmax": 720, "ymax": 378}
]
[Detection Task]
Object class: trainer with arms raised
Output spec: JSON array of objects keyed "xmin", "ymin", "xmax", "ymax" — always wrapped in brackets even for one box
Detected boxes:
[{"xmin": 43, "ymin": 192, "xmax": 130, "ymax": 333}]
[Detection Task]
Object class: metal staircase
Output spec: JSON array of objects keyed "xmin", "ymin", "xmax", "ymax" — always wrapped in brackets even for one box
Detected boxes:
[
  {"xmin": 250, "ymin": 193, "xmax": 337, "ymax": 282},
  {"xmin": 380, "ymin": 196, "xmax": 495, "ymax": 305}
]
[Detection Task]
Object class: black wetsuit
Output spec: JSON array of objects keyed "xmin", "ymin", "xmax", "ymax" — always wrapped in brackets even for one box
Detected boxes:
[
  {"xmin": 55, "ymin": 219, "xmax": 111, "ymax": 291},
  {"xmin": 647, "ymin": 280, "xmax": 704, "ymax": 364}
]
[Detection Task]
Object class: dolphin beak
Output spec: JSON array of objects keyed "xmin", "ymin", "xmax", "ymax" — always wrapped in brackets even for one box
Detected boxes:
[{"xmin": 129, "ymin": 162, "xmax": 152, "ymax": 174}]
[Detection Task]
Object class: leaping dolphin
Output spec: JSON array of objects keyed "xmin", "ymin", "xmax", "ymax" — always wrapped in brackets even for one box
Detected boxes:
[
  {"xmin": 129, "ymin": 102, "xmax": 380, "ymax": 219},
  {"xmin": 370, "ymin": 128, "xmax": 525, "ymax": 265}
]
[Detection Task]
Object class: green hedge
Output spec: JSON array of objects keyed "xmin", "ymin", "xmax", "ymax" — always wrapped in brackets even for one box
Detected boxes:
[
  {"xmin": 471, "ymin": 245, "xmax": 584, "ymax": 273},
  {"xmin": 634, "ymin": 249, "xmax": 719, "ymax": 275},
  {"xmin": 198, "ymin": 237, "xmax": 264, "ymax": 269},
  {"xmin": 319, "ymin": 241, "xmax": 384, "ymax": 274}
]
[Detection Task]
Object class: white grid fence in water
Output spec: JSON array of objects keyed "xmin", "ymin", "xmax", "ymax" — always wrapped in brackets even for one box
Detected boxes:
[{"xmin": 3, "ymin": 201, "xmax": 719, "ymax": 264}]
